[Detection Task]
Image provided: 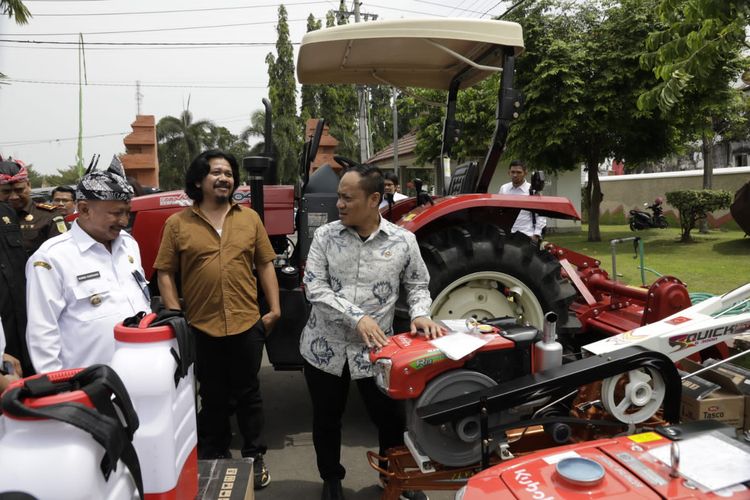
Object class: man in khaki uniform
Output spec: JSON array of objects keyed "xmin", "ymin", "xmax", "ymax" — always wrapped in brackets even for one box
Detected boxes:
[{"xmin": 0, "ymin": 160, "xmax": 67, "ymax": 256}]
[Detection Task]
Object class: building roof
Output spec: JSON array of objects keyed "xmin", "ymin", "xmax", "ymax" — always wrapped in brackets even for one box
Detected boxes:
[{"xmin": 367, "ymin": 130, "xmax": 417, "ymax": 164}]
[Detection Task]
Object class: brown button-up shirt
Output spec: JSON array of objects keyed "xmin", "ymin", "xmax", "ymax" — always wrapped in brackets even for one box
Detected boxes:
[{"xmin": 153, "ymin": 203, "xmax": 276, "ymax": 337}]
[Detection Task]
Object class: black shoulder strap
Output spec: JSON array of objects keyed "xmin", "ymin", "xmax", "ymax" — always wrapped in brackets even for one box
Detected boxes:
[
  {"xmin": 151, "ymin": 311, "xmax": 195, "ymax": 387},
  {"xmin": 0, "ymin": 365, "xmax": 144, "ymax": 499}
]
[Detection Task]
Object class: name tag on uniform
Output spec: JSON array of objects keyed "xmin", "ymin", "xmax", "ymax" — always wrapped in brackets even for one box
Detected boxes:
[{"xmin": 77, "ymin": 271, "xmax": 101, "ymax": 282}]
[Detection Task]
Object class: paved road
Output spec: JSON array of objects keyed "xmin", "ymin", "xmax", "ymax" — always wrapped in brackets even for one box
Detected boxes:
[{"xmin": 236, "ymin": 353, "xmax": 456, "ymax": 500}]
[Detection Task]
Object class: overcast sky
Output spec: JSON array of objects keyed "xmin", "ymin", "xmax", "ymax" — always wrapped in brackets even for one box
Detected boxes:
[{"xmin": 0, "ymin": 0, "xmax": 509, "ymax": 176}]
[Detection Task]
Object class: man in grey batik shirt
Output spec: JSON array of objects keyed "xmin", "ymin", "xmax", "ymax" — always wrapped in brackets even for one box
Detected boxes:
[{"xmin": 300, "ymin": 164, "xmax": 444, "ymax": 500}]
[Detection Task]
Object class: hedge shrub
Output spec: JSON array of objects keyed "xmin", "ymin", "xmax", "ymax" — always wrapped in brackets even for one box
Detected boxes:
[{"xmin": 665, "ymin": 189, "xmax": 733, "ymax": 242}]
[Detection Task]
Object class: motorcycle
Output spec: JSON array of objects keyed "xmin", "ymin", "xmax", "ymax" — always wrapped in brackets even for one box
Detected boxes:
[{"xmin": 629, "ymin": 197, "xmax": 668, "ymax": 230}]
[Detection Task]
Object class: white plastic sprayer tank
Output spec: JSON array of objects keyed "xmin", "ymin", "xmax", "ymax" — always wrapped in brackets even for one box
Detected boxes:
[
  {"xmin": 111, "ymin": 313, "xmax": 198, "ymax": 499},
  {"xmin": 0, "ymin": 369, "xmax": 139, "ymax": 499}
]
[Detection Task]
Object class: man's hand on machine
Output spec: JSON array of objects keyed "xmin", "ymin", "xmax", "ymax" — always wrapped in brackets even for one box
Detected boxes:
[
  {"xmin": 357, "ymin": 315, "xmax": 390, "ymax": 349},
  {"xmin": 411, "ymin": 316, "xmax": 447, "ymax": 339}
]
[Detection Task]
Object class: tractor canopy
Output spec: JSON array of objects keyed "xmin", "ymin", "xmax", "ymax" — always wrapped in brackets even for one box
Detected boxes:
[{"xmin": 297, "ymin": 18, "xmax": 524, "ymax": 90}]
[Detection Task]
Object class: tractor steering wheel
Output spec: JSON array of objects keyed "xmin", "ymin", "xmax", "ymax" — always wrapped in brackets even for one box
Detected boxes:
[{"xmin": 333, "ymin": 155, "xmax": 358, "ymax": 171}]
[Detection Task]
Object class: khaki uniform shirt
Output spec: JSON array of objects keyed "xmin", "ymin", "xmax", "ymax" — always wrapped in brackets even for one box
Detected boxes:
[
  {"xmin": 17, "ymin": 199, "xmax": 68, "ymax": 256},
  {"xmin": 153, "ymin": 203, "xmax": 276, "ymax": 337}
]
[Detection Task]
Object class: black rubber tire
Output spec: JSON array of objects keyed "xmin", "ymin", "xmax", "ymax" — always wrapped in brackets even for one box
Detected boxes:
[{"xmin": 415, "ymin": 223, "xmax": 579, "ymax": 334}]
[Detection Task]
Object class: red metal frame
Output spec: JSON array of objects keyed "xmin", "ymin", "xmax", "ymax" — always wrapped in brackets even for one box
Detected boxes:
[{"xmin": 547, "ymin": 243, "xmax": 693, "ymax": 335}]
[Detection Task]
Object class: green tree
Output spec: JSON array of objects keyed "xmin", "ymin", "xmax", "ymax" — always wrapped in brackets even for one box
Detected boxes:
[
  {"xmin": 156, "ymin": 108, "xmax": 216, "ymax": 190},
  {"xmin": 266, "ymin": 4, "xmax": 300, "ymax": 184},
  {"xmin": 638, "ymin": 0, "xmax": 748, "ymax": 113},
  {"xmin": 639, "ymin": 0, "xmax": 748, "ymax": 200},
  {"xmin": 315, "ymin": 9, "xmax": 359, "ymax": 161},
  {"xmin": 240, "ymin": 109, "xmax": 269, "ymax": 157},
  {"xmin": 1, "ymin": 0, "xmax": 32, "ymax": 80},
  {"xmin": 502, "ymin": 0, "xmax": 678, "ymax": 241},
  {"xmin": 368, "ymin": 85, "xmax": 394, "ymax": 157},
  {"xmin": 300, "ymin": 14, "xmax": 323, "ymax": 124},
  {"xmin": 400, "ymin": 78, "xmax": 501, "ymax": 167},
  {"xmin": 44, "ymin": 165, "xmax": 82, "ymax": 187},
  {"xmin": 1, "ymin": 0, "xmax": 31, "ymax": 24}
]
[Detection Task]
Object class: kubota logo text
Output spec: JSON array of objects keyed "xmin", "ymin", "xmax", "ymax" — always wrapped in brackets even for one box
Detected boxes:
[{"xmin": 513, "ymin": 469, "xmax": 554, "ymax": 499}]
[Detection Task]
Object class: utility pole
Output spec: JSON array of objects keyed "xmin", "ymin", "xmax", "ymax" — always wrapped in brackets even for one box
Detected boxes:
[
  {"xmin": 353, "ymin": 1, "xmax": 371, "ymax": 163},
  {"xmin": 335, "ymin": 0, "xmax": 378, "ymax": 162},
  {"xmin": 135, "ymin": 80, "xmax": 143, "ymax": 115},
  {"xmin": 334, "ymin": 1, "xmax": 378, "ymax": 163},
  {"xmin": 392, "ymin": 87, "xmax": 398, "ymax": 172}
]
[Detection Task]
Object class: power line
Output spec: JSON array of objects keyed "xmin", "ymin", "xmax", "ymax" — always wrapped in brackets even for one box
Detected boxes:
[
  {"xmin": 0, "ymin": 44, "xmax": 275, "ymax": 51},
  {"xmin": 30, "ymin": 1, "xmax": 329, "ymax": 17},
  {"xmin": 481, "ymin": 0, "xmax": 506, "ymax": 17},
  {"xmin": 367, "ymin": 4, "xmax": 446, "ymax": 17},
  {"xmin": 0, "ymin": 39, "xmax": 283, "ymax": 47},
  {"xmin": 0, "ymin": 39, "xmax": 284, "ymax": 51},
  {"xmin": 0, "ymin": 131, "xmax": 129, "ymax": 147},
  {"xmin": 412, "ymin": 0, "xmax": 486, "ymax": 15},
  {"xmin": 496, "ymin": 0, "xmax": 529, "ymax": 19},
  {"xmin": 1, "ymin": 17, "xmax": 309, "ymax": 36},
  {"xmin": 5, "ymin": 78, "xmax": 267, "ymax": 89}
]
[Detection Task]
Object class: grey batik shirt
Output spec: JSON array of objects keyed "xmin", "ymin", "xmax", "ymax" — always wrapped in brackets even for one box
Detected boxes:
[{"xmin": 299, "ymin": 217, "xmax": 432, "ymax": 379}]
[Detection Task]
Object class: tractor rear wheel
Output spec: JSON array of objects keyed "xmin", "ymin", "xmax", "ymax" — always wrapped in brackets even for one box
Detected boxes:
[{"xmin": 417, "ymin": 224, "xmax": 578, "ymax": 333}]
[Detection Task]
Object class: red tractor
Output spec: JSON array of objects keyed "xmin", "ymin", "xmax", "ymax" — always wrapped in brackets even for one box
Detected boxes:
[{"xmin": 128, "ymin": 18, "xmax": 692, "ymax": 372}]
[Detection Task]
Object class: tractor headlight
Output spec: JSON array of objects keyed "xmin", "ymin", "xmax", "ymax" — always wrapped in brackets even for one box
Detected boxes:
[{"xmin": 373, "ymin": 359, "xmax": 393, "ymax": 394}]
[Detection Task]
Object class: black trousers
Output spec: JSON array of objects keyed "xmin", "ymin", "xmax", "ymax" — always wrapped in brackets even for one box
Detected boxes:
[
  {"xmin": 194, "ymin": 321, "xmax": 266, "ymax": 459},
  {"xmin": 303, "ymin": 359, "xmax": 406, "ymax": 480}
]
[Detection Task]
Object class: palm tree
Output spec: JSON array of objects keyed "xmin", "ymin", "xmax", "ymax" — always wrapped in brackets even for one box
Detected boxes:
[
  {"xmin": 240, "ymin": 109, "xmax": 268, "ymax": 156},
  {"xmin": 2, "ymin": 0, "xmax": 32, "ymax": 24},
  {"xmin": 157, "ymin": 108, "xmax": 215, "ymax": 163},
  {"xmin": 156, "ymin": 108, "xmax": 216, "ymax": 190}
]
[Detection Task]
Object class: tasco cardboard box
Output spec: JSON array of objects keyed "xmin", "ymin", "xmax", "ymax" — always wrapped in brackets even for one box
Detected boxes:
[
  {"xmin": 702, "ymin": 358, "xmax": 750, "ymax": 431},
  {"xmin": 679, "ymin": 359, "xmax": 745, "ymax": 431}
]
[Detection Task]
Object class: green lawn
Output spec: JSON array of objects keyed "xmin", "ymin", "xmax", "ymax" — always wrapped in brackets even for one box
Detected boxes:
[{"xmin": 547, "ymin": 225, "xmax": 750, "ymax": 295}]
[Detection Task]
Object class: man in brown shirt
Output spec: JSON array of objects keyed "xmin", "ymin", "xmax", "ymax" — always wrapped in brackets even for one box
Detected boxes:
[{"xmin": 154, "ymin": 149, "xmax": 280, "ymax": 489}]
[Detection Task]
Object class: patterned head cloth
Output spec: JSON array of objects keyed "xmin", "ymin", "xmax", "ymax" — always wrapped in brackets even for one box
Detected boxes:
[
  {"xmin": 76, "ymin": 155, "xmax": 134, "ymax": 201},
  {"xmin": 0, "ymin": 161, "xmax": 28, "ymax": 185}
]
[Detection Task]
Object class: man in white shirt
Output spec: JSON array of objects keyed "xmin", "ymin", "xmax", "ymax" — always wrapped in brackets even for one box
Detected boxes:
[
  {"xmin": 378, "ymin": 171, "xmax": 408, "ymax": 210},
  {"xmin": 25, "ymin": 156, "xmax": 151, "ymax": 373},
  {"xmin": 498, "ymin": 160, "xmax": 546, "ymax": 243}
]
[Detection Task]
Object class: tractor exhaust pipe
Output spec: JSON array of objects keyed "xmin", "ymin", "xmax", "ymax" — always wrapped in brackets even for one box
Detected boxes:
[
  {"xmin": 242, "ymin": 98, "xmax": 276, "ymax": 222},
  {"xmin": 243, "ymin": 156, "xmax": 269, "ymax": 222},
  {"xmin": 534, "ymin": 312, "xmax": 563, "ymax": 372}
]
